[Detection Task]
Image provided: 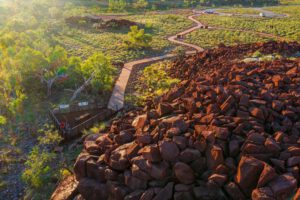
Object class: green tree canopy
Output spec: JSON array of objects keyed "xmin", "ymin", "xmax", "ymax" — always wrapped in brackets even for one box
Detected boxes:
[{"xmin": 124, "ymin": 26, "xmax": 152, "ymax": 49}]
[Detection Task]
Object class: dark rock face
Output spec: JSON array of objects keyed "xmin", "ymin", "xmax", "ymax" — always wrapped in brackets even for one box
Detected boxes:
[
  {"xmin": 77, "ymin": 178, "xmax": 108, "ymax": 200},
  {"xmin": 173, "ymin": 162, "xmax": 195, "ymax": 184},
  {"xmin": 50, "ymin": 176, "xmax": 78, "ymax": 200},
  {"xmin": 73, "ymin": 42, "xmax": 300, "ymax": 200}
]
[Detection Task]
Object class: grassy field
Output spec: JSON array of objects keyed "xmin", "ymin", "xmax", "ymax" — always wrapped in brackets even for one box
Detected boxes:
[
  {"xmin": 217, "ymin": 8, "xmax": 261, "ymax": 15},
  {"xmin": 185, "ymin": 29, "xmax": 270, "ymax": 49},
  {"xmin": 196, "ymin": 5, "xmax": 300, "ymax": 42},
  {"xmin": 280, "ymin": 0, "xmax": 300, "ymax": 4},
  {"xmin": 56, "ymin": 13, "xmax": 193, "ymax": 62}
]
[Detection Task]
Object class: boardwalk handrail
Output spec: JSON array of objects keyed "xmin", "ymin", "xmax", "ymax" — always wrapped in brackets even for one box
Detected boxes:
[
  {"xmin": 53, "ymin": 100, "xmax": 104, "ymax": 114},
  {"xmin": 49, "ymin": 109, "xmax": 61, "ymax": 127}
]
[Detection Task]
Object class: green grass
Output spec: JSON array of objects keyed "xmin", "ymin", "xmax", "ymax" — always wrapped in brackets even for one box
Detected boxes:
[
  {"xmin": 129, "ymin": 60, "xmax": 180, "ymax": 104},
  {"xmin": 217, "ymin": 8, "xmax": 261, "ymax": 15},
  {"xmin": 196, "ymin": 6, "xmax": 300, "ymax": 42},
  {"xmin": 56, "ymin": 13, "xmax": 193, "ymax": 62},
  {"xmin": 185, "ymin": 29, "xmax": 270, "ymax": 49},
  {"xmin": 280, "ymin": 0, "xmax": 300, "ymax": 4}
]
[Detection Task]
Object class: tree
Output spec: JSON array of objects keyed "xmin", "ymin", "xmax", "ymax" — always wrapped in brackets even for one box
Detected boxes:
[
  {"xmin": 124, "ymin": 26, "xmax": 152, "ymax": 49},
  {"xmin": 17, "ymin": 46, "xmax": 69, "ymax": 96},
  {"xmin": 133, "ymin": 0, "xmax": 149, "ymax": 10},
  {"xmin": 108, "ymin": 0, "xmax": 127, "ymax": 11},
  {"xmin": 70, "ymin": 53, "xmax": 116, "ymax": 101}
]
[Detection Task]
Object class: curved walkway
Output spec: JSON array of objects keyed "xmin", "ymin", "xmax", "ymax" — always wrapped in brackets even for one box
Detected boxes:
[
  {"xmin": 108, "ymin": 9, "xmax": 289, "ymax": 111},
  {"xmin": 107, "ymin": 13, "xmax": 204, "ymax": 111}
]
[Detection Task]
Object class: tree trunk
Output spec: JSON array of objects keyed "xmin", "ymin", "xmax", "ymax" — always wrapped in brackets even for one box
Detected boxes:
[
  {"xmin": 47, "ymin": 76, "xmax": 58, "ymax": 96},
  {"xmin": 70, "ymin": 74, "xmax": 94, "ymax": 102},
  {"xmin": 41, "ymin": 75, "xmax": 58, "ymax": 96}
]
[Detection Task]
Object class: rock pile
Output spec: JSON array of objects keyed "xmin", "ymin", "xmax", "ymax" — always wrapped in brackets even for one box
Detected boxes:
[
  {"xmin": 65, "ymin": 16, "xmax": 138, "ymax": 30},
  {"xmin": 99, "ymin": 19, "xmax": 138, "ymax": 29},
  {"xmin": 74, "ymin": 41, "xmax": 300, "ymax": 200}
]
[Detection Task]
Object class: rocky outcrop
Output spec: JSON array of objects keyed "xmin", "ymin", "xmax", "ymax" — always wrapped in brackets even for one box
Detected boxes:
[
  {"xmin": 73, "ymin": 41, "xmax": 300, "ymax": 200},
  {"xmin": 50, "ymin": 176, "xmax": 78, "ymax": 200}
]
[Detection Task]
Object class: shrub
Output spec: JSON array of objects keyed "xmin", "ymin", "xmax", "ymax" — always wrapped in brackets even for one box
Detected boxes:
[
  {"xmin": 22, "ymin": 146, "xmax": 56, "ymax": 188},
  {"xmin": 124, "ymin": 26, "xmax": 152, "ymax": 49}
]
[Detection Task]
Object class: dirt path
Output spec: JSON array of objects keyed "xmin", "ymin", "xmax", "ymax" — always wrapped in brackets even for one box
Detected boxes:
[{"xmin": 107, "ymin": 14, "xmax": 204, "ymax": 111}]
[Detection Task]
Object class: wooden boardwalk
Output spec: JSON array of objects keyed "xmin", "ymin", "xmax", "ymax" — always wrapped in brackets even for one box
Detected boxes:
[
  {"xmin": 107, "ymin": 10, "xmax": 288, "ymax": 111},
  {"xmin": 107, "ymin": 14, "xmax": 204, "ymax": 111}
]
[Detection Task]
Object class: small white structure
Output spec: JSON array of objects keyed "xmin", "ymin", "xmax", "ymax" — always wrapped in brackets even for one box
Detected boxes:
[
  {"xmin": 259, "ymin": 12, "xmax": 266, "ymax": 17},
  {"xmin": 59, "ymin": 104, "xmax": 70, "ymax": 109},
  {"xmin": 78, "ymin": 102, "xmax": 89, "ymax": 107}
]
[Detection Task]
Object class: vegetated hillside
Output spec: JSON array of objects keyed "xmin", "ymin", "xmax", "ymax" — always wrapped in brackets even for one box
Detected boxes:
[
  {"xmin": 103, "ymin": 0, "xmax": 279, "ymax": 9},
  {"xmin": 72, "ymin": 41, "xmax": 300, "ymax": 200}
]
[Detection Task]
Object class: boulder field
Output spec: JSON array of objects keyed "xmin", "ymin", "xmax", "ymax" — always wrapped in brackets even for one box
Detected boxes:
[{"xmin": 74, "ymin": 41, "xmax": 300, "ymax": 200}]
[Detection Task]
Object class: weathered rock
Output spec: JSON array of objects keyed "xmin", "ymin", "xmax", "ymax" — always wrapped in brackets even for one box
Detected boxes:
[
  {"xmin": 174, "ymin": 184, "xmax": 193, "ymax": 192},
  {"xmin": 173, "ymin": 136, "xmax": 188, "ymax": 150},
  {"xmin": 174, "ymin": 162, "xmax": 195, "ymax": 184},
  {"xmin": 206, "ymin": 145, "xmax": 224, "ymax": 170},
  {"xmin": 249, "ymin": 107, "xmax": 265, "ymax": 121},
  {"xmin": 252, "ymin": 187, "xmax": 275, "ymax": 200},
  {"xmin": 72, "ymin": 42, "xmax": 300, "ymax": 200},
  {"xmin": 214, "ymin": 127, "xmax": 230, "ymax": 140},
  {"xmin": 132, "ymin": 114, "xmax": 147, "ymax": 130},
  {"xmin": 208, "ymin": 174, "xmax": 227, "ymax": 187},
  {"xmin": 229, "ymin": 140, "xmax": 240, "ymax": 157},
  {"xmin": 115, "ymin": 129, "xmax": 134, "ymax": 145},
  {"xmin": 224, "ymin": 182, "xmax": 246, "ymax": 200},
  {"xmin": 149, "ymin": 161, "xmax": 170, "ymax": 180},
  {"xmin": 109, "ymin": 146, "xmax": 130, "ymax": 171},
  {"xmin": 124, "ymin": 190, "xmax": 144, "ymax": 200},
  {"xmin": 104, "ymin": 168, "xmax": 119, "ymax": 181},
  {"xmin": 84, "ymin": 141, "xmax": 101, "ymax": 155},
  {"xmin": 159, "ymin": 141, "xmax": 180, "ymax": 162},
  {"xmin": 193, "ymin": 186, "xmax": 225, "ymax": 199},
  {"xmin": 257, "ymin": 163, "xmax": 277, "ymax": 187},
  {"xmin": 235, "ymin": 156, "xmax": 264, "ymax": 196},
  {"xmin": 268, "ymin": 174, "xmax": 297, "ymax": 198},
  {"xmin": 140, "ymin": 144, "xmax": 162, "ymax": 162},
  {"xmin": 140, "ymin": 189, "xmax": 155, "ymax": 200},
  {"xmin": 124, "ymin": 171, "xmax": 148, "ymax": 190},
  {"xmin": 220, "ymin": 95, "xmax": 235, "ymax": 113},
  {"xmin": 152, "ymin": 182, "xmax": 174, "ymax": 200},
  {"xmin": 86, "ymin": 159, "xmax": 105, "ymax": 182},
  {"xmin": 132, "ymin": 164, "xmax": 151, "ymax": 181},
  {"xmin": 77, "ymin": 178, "xmax": 108, "ymax": 200},
  {"xmin": 108, "ymin": 184, "xmax": 129, "ymax": 200},
  {"xmin": 179, "ymin": 148, "xmax": 201, "ymax": 163},
  {"xmin": 287, "ymin": 156, "xmax": 300, "ymax": 167},
  {"xmin": 50, "ymin": 176, "xmax": 78, "ymax": 200},
  {"xmin": 136, "ymin": 134, "xmax": 153, "ymax": 145},
  {"xmin": 74, "ymin": 153, "xmax": 91, "ymax": 180},
  {"xmin": 126, "ymin": 142, "xmax": 140, "ymax": 160},
  {"xmin": 265, "ymin": 138, "xmax": 281, "ymax": 153},
  {"xmin": 157, "ymin": 102, "xmax": 173, "ymax": 117},
  {"xmin": 293, "ymin": 188, "xmax": 300, "ymax": 200}
]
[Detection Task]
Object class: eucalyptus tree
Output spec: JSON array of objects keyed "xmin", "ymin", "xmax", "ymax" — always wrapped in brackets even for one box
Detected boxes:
[{"xmin": 70, "ymin": 53, "xmax": 116, "ymax": 101}]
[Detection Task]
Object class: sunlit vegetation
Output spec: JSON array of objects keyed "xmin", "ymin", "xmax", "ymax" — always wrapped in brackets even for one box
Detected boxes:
[
  {"xmin": 0, "ymin": 0, "xmax": 298, "ymax": 199},
  {"xmin": 217, "ymin": 8, "xmax": 261, "ymax": 14},
  {"xmin": 0, "ymin": 0, "xmax": 117, "ymax": 198},
  {"xmin": 132, "ymin": 61, "xmax": 180, "ymax": 104},
  {"xmin": 56, "ymin": 13, "xmax": 193, "ymax": 62},
  {"xmin": 279, "ymin": 0, "xmax": 300, "ymax": 4},
  {"xmin": 124, "ymin": 25, "xmax": 152, "ymax": 49},
  {"xmin": 21, "ymin": 125, "xmax": 78, "ymax": 200},
  {"xmin": 106, "ymin": 0, "xmax": 279, "ymax": 8},
  {"xmin": 185, "ymin": 29, "xmax": 270, "ymax": 48},
  {"xmin": 196, "ymin": 6, "xmax": 300, "ymax": 42}
]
